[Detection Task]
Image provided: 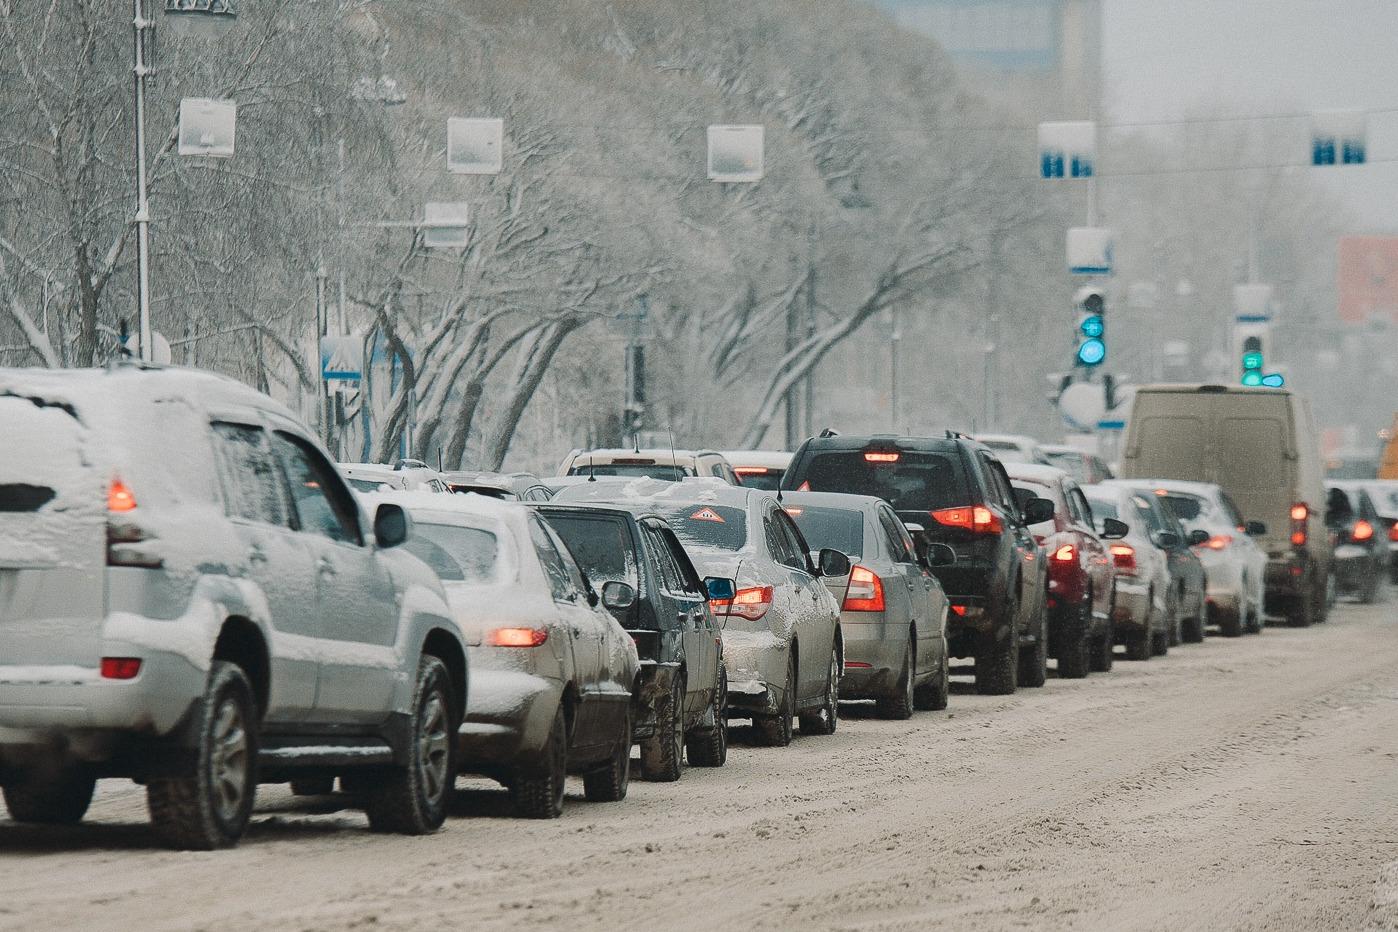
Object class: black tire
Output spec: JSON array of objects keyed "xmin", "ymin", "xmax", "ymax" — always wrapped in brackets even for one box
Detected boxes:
[
  {"xmin": 800, "ymin": 643, "xmax": 840, "ymax": 735},
  {"xmin": 2, "ymin": 768, "xmax": 95, "ymax": 825},
  {"xmin": 362, "ymin": 655, "xmax": 456, "ymax": 835},
  {"xmin": 583, "ymin": 705, "xmax": 631, "ymax": 803},
  {"xmin": 1090, "ymin": 622, "xmax": 1115, "ymax": 673},
  {"xmin": 754, "ymin": 653, "xmax": 796, "ymax": 747},
  {"xmin": 914, "ymin": 648, "xmax": 950, "ymax": 711},
  {"xmin": 512, "ymin": 704, "xmax": 567, "ymax": 819},
  {"xmin": 1218, "ymin": 605, "xmax": 1244, "ymax": 638},
  {"xmin": 1018, "ymin": 612, "xmax": 1048, "ymax": 689},
  {"xmin": 290, "ymin": 777, "xmax": 335, "ymax": 797},
  {"xmin": 1359, "ymin": 570, "xmax": 1382, "ymax": 605},
  {"xmin": 640, "ymin": 674, "xmax": 684, "ymax": 782},
  {"xmin": 975, "ymin": 637, "xmax": 1017, "ymax": 695},
  {"xmin": 147, "ymin": 661, "xmax": 257, "ymax": 850},
  {"xmin": 686, "ymin": 664, "xmax": 728, "ymax": 768},
  {"xmin": 1058, "ymin": 600, "xmax": 1093, "ymax": 679},
  {"xmin": 1244, "ymin": 604, "xmax": 1263, "ymax": 634},
  {"xmin": 1152, "ymin": 629, "xmax": 1169, "ymax": 656},
  {"xmin": 876, "ymin": 639, "xmax": 914, "ymax": 720},
  {"xmin": 1125, "ymin": 631, "xmax": 1152, "ymax": 662},
  {"xmin": 1181, "ymin": 613, "xmax": 1205, "ymax": 643},
  {"xmin": 1167, "ymin": 611, "xmax": 1182, "ymax": 647}
]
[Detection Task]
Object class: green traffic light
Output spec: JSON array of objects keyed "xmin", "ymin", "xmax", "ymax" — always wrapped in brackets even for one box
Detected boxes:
[
  {"xmin": 1241, "ymin": 351, "xmax": 1263, "ymax": 370},
  {"xmin": 1241, "ymin": 371, "xmax": 1263, "ymax": 387}
]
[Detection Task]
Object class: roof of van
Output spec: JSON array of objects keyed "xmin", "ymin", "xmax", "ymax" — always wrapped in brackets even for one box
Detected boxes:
[
  {"xmin": 0, "ymin": 363, "xmax": 298, "ymax": 423},
  {"xmin": 1133, "ymin": 382, "xmax": 1291, "ymax": 395}
]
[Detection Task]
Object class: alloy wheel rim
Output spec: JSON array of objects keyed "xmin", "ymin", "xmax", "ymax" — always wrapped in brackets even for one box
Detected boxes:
[
  {"xmin": 210, "ymin": 698, "xmax": 249, "ymax": 824},
  {"xmin": 418, "ymin": 691, "xmax": 450, "ymax": 803}
]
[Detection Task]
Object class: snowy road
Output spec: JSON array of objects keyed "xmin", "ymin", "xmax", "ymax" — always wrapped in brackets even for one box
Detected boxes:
[{"xmin": 3, "ymin": 601, "xmax": 1396, "ymax": 932}]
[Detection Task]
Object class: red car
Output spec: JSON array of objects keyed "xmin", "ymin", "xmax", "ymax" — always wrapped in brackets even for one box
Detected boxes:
[{"xmin": 1007, "ymin": 463, "xmax": 1127, "ymax": 678}]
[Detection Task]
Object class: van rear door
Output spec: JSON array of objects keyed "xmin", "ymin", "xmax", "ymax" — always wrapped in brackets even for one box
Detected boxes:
[
  {"xmin": 0, "ymin": 394, "xmax": 107, "ymax": 668},
  {"xmin": 1211, "ymin": 395, "xmax": 1295, "ymax": 554}
]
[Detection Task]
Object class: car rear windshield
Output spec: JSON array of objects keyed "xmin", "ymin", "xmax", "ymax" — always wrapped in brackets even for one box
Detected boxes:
[
  {"xmin": 1085, "ymin": 496, "xmax": 1118, "ymax": 521},
  {"xmin": 735, "ymin": 469, "xmax": 783, "ymax": 492},
  {"xmin": 405, "ymin": 522, "xmax": 500, "ymax": 584},
  {"xmin": 1158, "ymin": 493, "xmax": 1206, "ymax": 523},
  {"xmin": 795, "ymin": 451, "xmax": 966, "ymax": 512},
  {"xmin": 1044, "ymin": 451, "xmax": 1086, "ymax": 482},
  {"xmin": 653, "ymin": 504, "xmax": 748, "ymax": 552},
  {"xmin": 568, "ymin": 463, "xmax": 693, "ymax": 480},
  {"xmin": 784, "ymin": 505, "xmax": 863, "ymax": 558},
  {"xmin": 542, "ymin": 513, "xmax": 638, "ymax": 587},
  {"xmin": 347, "ymin": 477, "xmax": 390, "ymax": 492}
]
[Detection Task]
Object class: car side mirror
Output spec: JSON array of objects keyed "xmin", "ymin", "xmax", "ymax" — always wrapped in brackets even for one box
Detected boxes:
[
  {"xmin": 703, "ymin": 577, "xmax": 736, "ymax": 602},
  {"xmin": 601, "ymin": 580, "xmax": 636, "ymax": 611},
  {"xmin": 1100, "ymin": 518, "xmax": 1129, "ymax": 540},
  {"xmin": 1245, "ymin": 520, "xmax": 1267, "ymax": 537},
  {"xmin": 373, "ymin": 503, "xmax": 411, "ymax": 549},
  {"xmin": 925, "ymin": 543, "xmax": 956, "ymax": 567},
  {"xmin": 818, "ymin": 548, "xmax": 852, "ymax": 578},
  {"xmin": 1187, "ymin": 528, "xmax": 1211, "ymax": 547},
  {"xmin": 1153, "ymin": 530, "xmax": 1181, "ymax": 550},
  {"xmin": 1023, "ymin": 497, "xmax": 1055, "ymax": 525}
]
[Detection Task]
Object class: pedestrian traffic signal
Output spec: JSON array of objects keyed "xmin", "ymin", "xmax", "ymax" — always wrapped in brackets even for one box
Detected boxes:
[{"xmin": 1074, "ymin": 286, "xmax": 1107, "ymax": 368}]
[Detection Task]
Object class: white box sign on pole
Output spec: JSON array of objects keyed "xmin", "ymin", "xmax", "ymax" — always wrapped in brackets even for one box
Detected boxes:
[
  {"xmin": 422, "ymin": 202, "xmax": 471, "ymax": 249},
  {"xmin": 1039, "ymin": 120, "xmax": 1095, "ymax": 178},
  {"xmin": 178, "ymin": 98, "xmax": 237, "ymax": 158},
  {"xmin": 1066, "ymin": 227, "xmax": 1114, "ymax": 275},
  {"xmin": 447, "ymin": 118, "xmax": 504, "ymax": 174},
  {"xmin": 707, "ymin": 125, "xmax": 764, "ymax": 182}
]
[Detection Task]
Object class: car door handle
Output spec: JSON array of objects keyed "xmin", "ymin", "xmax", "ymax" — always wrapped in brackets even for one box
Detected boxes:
[
  {"xmin": 247, "ymin": 545, "xmax": 267, "ymax": 565},
  {"xmin": 317, "ymin": 557, "xmax": 337, "ymax": 577}
]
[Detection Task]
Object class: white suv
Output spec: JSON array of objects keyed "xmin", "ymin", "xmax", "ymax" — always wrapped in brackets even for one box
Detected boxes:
[{"xmin": 0, "ymin": 364, "xmax": 468, "ymax": 849}]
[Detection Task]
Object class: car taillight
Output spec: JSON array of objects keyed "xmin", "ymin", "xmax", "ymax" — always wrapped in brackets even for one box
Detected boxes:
[
  {"xmin": 930, "ymin": 504, "xmax": 1002, "ymax": 535},
  {"xmin": 842, "ymin": 565, "xmax": 885, "ymax": 612},
  {"xmin": 1109, "ymin": 543, "xmax": 1137, "ymax": 574},
  {"xmin": 1290, "ymin": 503, "xmax": 1308, "ymax": 548},
  {"xmin": 1052, "ymin": 544, "xmax": 1076, "ymax": 563},
  {"xmin": 1196, "ymin": 534, "xmax": 1233, "ymax": 551},
  {"xmin": 864, "ymin": 452, "xmax": 900, "ymax": 463},
  {"xmin": 1352, "ymin": 520, "xmax": 1375, "ymax": 542},
  {"xmin": 100, "ymin": 657, "xmax": 142, "ymax": 680},
  {"xmin": 106, "ymin": 477, "xmax": 162, "ymax": 569},
  {"xmin": 710, "ymin": 585, "xmax": 773, "ymax": 621},
  {"xmin": 949, "ymin": 605, "xmax": 967, "ymax": 615},
  {"xmin": 487, "ymin": 627, "xmax": 549, "ymax": 647},
  {"xmin": 796, "ymin": 481, "xmax": 810, "ymax": 491},
  {"xmin": 1389, "ymin": 523, "xmax": 1398, "ymax": 542}
]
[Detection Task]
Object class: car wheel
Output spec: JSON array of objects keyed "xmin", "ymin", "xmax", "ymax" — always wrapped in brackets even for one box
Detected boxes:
[
  {"xmin": 1287, "ymin": 589, "xmax": 1316, "ymax": 627},
  {"xmin": 1152, "ymin": 628, "xmax": 1170, "ymax": 656},
  {"xmin": 289, "ymin": 777, "xmax": 335, "ymax": 797},
  {"xmin": 1057, "ymin": 600, "xmax": 1092, "ymax": 679},
  {"xmin": 1182, "ymin": 615, "xmax": 1205, "ymax": 643},
  {"xmin": 147, "ymin": 661, "xmax": 257, "ymax": 850},
  {"xmin": 755, "ymin": 653, "xmax": 796, "ymax": 747},
  {"xmin": 640, "ymin": 674, "xmax": 684, "ymax": 782},
  {"xmin": 1360, "ymin": 569, "xmax": 1382, "ymax": 605},
  {"xmin": 800, "ymin": 643, "xmax": 840, "ymax": 736},
  {"xmin": 583, "ymin": 705, "xmax": 631, "ymax": 803},
  {"xmin": 686, "ymin": 664, "xmax": 728, "ymax": 767},
  {"xmin": 1090, "ymin": 621, "xmax": 1115, "ymax": 673},
  {"xmin": 914, "ymin": 648, "xmax": 950, "ymax": 711},
  {"xmin": 2, "ymin": 768, "xmax": 96, "ymax": 825},
  {"xmin": 1017, "ymin": 612, "xmax": 1048, "ymax": 689},
  {"xmin": 1125, "ymin": 630, "xmax": 1152, "ymax": 661},
  {"xmin": 1218, "ymin": 604, "xmax": 1243, "ymax": 638},
  {"xmin": 362, "ymin": 655, "xmax": 456, "ymax": 835},
  {"xmin": 976, "ymin": 635, "xmax": 1017, "ymax": 695},
  {"xmin": 512, "ymin": 704, "xmax": 567, "ymax": 819},
  {"xmin": 876, "ymin": 638, "xmax": 915, "ymax": 720}
]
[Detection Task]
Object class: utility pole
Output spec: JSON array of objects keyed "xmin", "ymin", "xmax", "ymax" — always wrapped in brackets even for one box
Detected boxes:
[
  {"xmin": 131, "ymin": 0, "xmax": 153, "ymax": 361},
  {"xmin": 784, "ymin": 277, "xmax": 801, "ymax": 450},
  {"xmin": 803, "ymin": 221, "xmax": 817, "ymax": 440},
  {"xmin": 889, "ymin": 306, "xmax": 901, "ymax": 431}
]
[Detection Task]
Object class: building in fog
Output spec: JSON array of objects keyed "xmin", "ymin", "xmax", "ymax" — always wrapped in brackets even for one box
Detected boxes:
[{"xmin": 870, "ymin": 0, "xmax": 1102, "ymax": 119}]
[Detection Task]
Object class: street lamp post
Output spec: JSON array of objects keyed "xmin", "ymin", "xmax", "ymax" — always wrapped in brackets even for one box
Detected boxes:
[{"xmin": 132, "ymin": 0, "xmax": 154, "ymax": 361}]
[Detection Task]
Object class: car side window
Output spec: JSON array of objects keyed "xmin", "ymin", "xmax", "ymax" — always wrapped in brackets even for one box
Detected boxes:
[
  {"xmin": 210, "ymin": 422, "xmax": 290, "ymax": 527},
  {"xmin": 1069, "ymin": 487, "xmax": 1094, "ymax": 527},
  {"xmin": 642, "ymin": 524, "xmax": 686, "ymax": 595},
  {"xmin": 1220, "ymin": 493, "xmax": 1246, "ymax": 529},
  {"xmin": 775, "ymin": 510, "xmax": 815, "ymax": 574},
  {"xmin": 878, "ymin": 507, "xmax": 917, "ymax": 563},
  {"xmin": 983, "ymin": 458, "xmax": 1019, "ymax": 520},
  {"xmin": 659, "ymin": 527, "xmax": 707, "ymax": 595},
  {"xmin": 528, "ymin": 515, "xmax": 580, "ymax": 603},
  {"xmin": 270, "ymin": 432, "xmax": 362, "ymax": 545}
]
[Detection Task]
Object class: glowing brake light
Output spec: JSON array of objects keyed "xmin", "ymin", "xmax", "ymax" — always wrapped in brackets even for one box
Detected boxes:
[
  {"xmin": 842, "ymin": 566, "xmax": 886, "ymax": 612},
  {"xmin": 1290, "ymin": 504, "xmax": 1309, "ymax": 521},
  {"xmin": 1352, "ymin": 520, "xmax": 1375, "ymax": 542},
  {"xmin": 949, "ymin": 605, "xmax": 967, "ymax": 616},
  {"xmin": 864, "ymin": 452, "xmax": 900, "ymax": 463},
  {"xmin": 1052, "ymin": 544, "xmax": 1076, "ymax": 563},
  {"xmin": 108, "ymin": 478, "xmax": 137, "ymax": 512},
  {"xmin": 1290, "ymin": 502, "xmax": 1309, "ymax": 548},
  {"xmin": 1389, "ymin": 523, "xmax": 1398, "ymax": 542},
  {"xmin": 487, "ymin": 627, "xmax": 549, "ymax": 648},
  {"xmin": 1109, "ymin": 543, "xmax": 1138, "ymax": 575},
  {"xmin": 710, "ymin": 585, "xmax": 773, "ymax": 621},
  {"xmin": 735, "ymin": 467, "xmax": 769, "ymax": 475},
  {"xmin": 1197, "ymin": 534, "xmax": 1233, "ymax": 551},
  {"xmin": 930, "ymin": 505, "xmax": 1002, "ymax": 535}
]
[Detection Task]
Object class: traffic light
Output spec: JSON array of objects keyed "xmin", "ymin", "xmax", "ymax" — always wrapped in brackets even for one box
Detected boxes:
[
  {"xmin": 1239, "ymin": 335, "xmax": 1286, "ymax": 388},
  {"xmin": 1073, "ymin": 286, "xmax": 1107, "ymax": 368}
]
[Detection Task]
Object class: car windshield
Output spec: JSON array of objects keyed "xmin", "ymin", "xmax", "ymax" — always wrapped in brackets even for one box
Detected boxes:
[
  {"xmin": 796, "ymin": 451, "xmax": 966, "ymax": 512},
  {"xmin": 541, "ymin": 513, "xmax": 638, "ymax": 588},
  {"xmin": 404, "ymin": 522, "xmax": 500, "ymax": 584},
  {"xmin": 568, "ymin": 463, "xmax": 693, "ymax": 480},
  {"xmin": 653, "ymin": 504, "xmax": 748, "ymax": 552},
  {"xmin": 784, "ymin": 505, "xmax": 863, "ymax": 558}
]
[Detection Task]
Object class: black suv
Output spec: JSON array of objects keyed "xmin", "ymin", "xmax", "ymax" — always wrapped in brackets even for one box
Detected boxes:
[
  {"xmin": 783, "ymin": 433, "xmax": 1053, "ymax": 695},
  {"xmin": 537, "ymin": 504, "xmax": 728, "ymax": 780}
]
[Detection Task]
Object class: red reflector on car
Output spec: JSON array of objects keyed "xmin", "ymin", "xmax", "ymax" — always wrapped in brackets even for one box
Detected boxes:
[
  {"xmin": 844, "ymin": 661, "xmax": 873, "ymax": 669},
  {"xmin": 100, "ymin": 657, "xmax": 142, "ymax": 680}
]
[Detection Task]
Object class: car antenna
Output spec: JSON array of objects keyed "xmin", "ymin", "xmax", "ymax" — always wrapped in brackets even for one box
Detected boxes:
[
  {"xmin": 437, "ymin": 449, "xmax": 444, "ymax": 472},
  {"xmin": 668, "ymin": 428, "xmax": 678, "ymax": 477},
  {"xmin": 587, "ymin": 453, "xmax": 596, "ymax": 483}
]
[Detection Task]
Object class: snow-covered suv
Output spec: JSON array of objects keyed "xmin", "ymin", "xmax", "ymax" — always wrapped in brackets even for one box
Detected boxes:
[{"xmin": 0, "ymin": 364, "xmax": 468, "ymax": 849}]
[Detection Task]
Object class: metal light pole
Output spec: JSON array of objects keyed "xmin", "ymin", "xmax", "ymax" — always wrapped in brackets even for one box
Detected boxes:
[{"xmin": 132, "ymin": 0, "xmax": 154, "ymax": 361}]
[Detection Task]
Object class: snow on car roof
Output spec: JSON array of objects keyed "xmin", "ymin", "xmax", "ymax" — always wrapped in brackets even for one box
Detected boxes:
[
  {"xmin": 1004, "ymin": 462, "xmax": 1070, "ymax": 483},
  {"xmin": 553, "ymin": 476, "xmax": 757, "ymax": 507},
  {"xmin": 778, "ymin": 490, "xmax": 888, "ymax": 513},
  {"xmin": 720, "ymin": 450, "xmax": 793, "ymax": 469}
]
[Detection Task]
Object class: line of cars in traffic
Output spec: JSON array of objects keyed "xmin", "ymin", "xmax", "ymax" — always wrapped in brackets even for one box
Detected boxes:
[{"xmin": 1, "ymin": 366, "xmax": 1388, "ymax": 851}]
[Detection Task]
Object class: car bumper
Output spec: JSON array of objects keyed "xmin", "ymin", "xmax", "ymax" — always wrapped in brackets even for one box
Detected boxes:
[
  {"xmin": 719, "ymin": 628, "xmax": 789, "ymax": 717},
  {"xmin": 457, "ymin": 668, "xmax": 563, "ymax": 772},
  {"xmin": 1333, "ymin": 545, "xmax": 1379, "ymax": 591},
  {"xmin": 1110, "ymin": 578, "xmax": 1152, "ymax": 634},
  {"xmin": 838, "ymin": 620, "xmax": 905, "ymax": 698}
]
